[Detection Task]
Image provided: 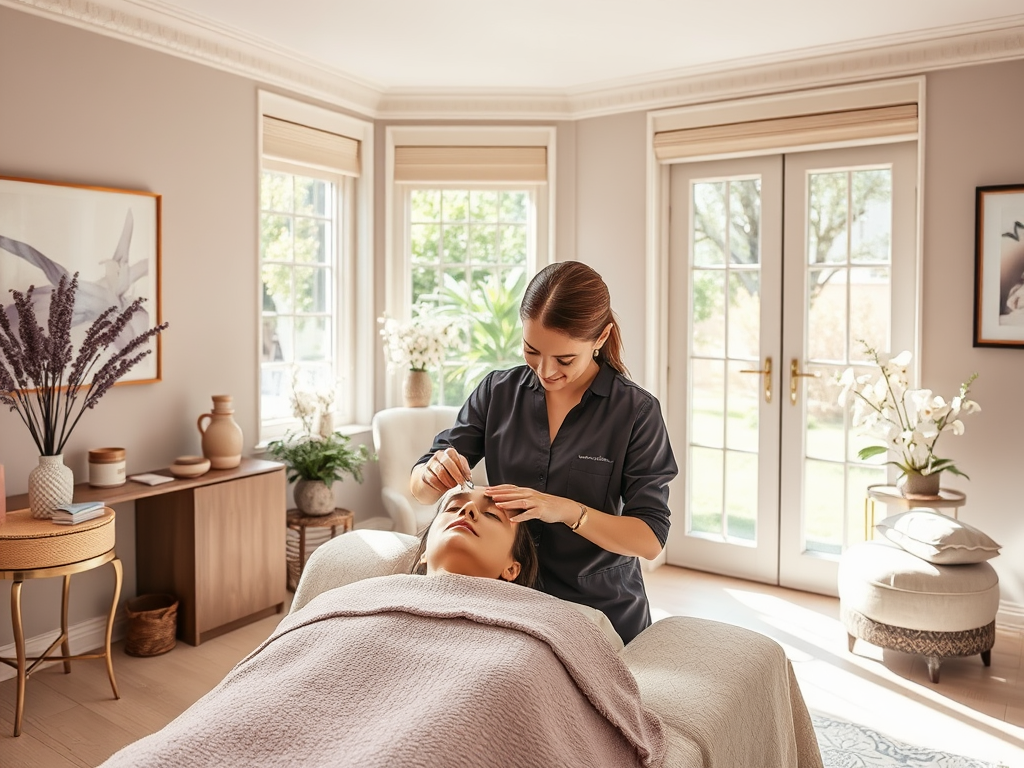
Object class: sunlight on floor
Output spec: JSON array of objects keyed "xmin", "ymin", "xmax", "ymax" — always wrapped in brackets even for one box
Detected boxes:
[{"xmin": 644, "ymin": 566, "xmax": 1024, "ymax": 768}]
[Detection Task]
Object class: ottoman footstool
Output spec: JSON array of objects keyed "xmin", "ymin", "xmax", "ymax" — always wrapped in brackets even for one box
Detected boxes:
[{"xmin": 838, "ymin": 539, "xmax": 999, "ymax": 683}]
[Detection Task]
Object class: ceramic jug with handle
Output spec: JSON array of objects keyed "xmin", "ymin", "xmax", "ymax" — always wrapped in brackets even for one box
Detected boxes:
[{"xmin": 197, "ymin": 395, "xmax": 243, "ymax": 469}]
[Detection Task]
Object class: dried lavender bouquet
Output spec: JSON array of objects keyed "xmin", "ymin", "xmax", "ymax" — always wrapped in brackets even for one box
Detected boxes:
[{"xmin": 0, "ymin": 272, "xmax": 168, "ymax": 456}]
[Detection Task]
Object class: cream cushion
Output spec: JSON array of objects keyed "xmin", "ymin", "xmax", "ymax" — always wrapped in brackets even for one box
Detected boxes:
[
  {"xmin": 838, "ymin": 540, "xmax": 999, "ymax": 633},
  {"xmin": 876, "ymin": 508, "xmax": 1001, "ymax": 564}
]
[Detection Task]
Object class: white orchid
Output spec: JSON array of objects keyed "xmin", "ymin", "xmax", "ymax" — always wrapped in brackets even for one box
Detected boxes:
[
  {"xmin": 836, "ymin": 343, "xmax": 980, "ymax": 480},
  {"xmin": 378, "ymin": 304, "xmax": 461, "ymax": 373}
]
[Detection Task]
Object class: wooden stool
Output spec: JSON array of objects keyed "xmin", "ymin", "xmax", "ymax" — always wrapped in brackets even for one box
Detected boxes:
[{"xmin": 286, "ymin": 508, "xmax": 354, "ymax": 591}]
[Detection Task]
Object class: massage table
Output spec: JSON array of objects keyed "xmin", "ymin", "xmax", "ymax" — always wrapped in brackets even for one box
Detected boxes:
[{"xmin": 293, "ymin": 529, "xmax": 823, "ymax": 768}]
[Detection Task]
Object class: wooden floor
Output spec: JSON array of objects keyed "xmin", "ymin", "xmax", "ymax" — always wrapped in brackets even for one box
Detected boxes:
[
  {"xmin": 643, "ymin": 566, "xmax": 1024, "ymax": 767},
  {"xmin": 1, "ymin": 566, "xmax": 1023, "ymax": 767}
]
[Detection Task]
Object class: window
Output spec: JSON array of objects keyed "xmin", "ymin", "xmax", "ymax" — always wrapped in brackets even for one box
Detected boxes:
[
  {"xmin": 386, "ymin": 127, "xmax": 555, "ymax": 407},
  {"xmin": 260, "ymin": 169, "xmax": 345, "ymax": 427},
  {"xmin": 259, "ymin": 92, "xmax": 373, "ymax": 441},
  {"xmin": 407, "ymin": 188, "xmax": 532, "ymax": 406}
]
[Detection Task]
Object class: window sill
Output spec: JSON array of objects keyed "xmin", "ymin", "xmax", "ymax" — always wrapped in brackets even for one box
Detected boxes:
[{"xmin": 252, "ymin": 422, "xmax": 372, "ymax": 454}]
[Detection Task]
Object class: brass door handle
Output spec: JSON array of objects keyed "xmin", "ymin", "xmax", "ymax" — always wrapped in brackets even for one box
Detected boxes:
[
  {"xmin": 740, "ymin": 357, "xmax": 772, "ymax": 403},
  {"xmin": 789, "ymin": 359, "xmax": 820, "ymax": 405}
]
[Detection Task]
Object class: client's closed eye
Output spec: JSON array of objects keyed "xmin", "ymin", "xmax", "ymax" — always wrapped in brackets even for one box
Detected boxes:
[{"xmin": 484, "ymin": 511, "xmax": 500, "ymax": 521}]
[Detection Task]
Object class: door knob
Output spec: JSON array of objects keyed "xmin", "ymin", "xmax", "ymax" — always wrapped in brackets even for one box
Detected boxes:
[
  {"xmin": 740, "ymin": 357, "xmax": 772, "ymax": 404},
  {"xmin": 789, "ymin": 359, "xmax": 820, "ymax": 405}
]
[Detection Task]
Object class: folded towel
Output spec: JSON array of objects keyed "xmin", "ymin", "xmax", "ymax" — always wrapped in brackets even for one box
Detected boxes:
[{"xmin": 128, "ymin": 473, "xmax": 175, "ymax": 486}]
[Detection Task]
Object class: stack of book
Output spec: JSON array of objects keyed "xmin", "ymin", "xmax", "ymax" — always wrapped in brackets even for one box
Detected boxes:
[{"xmin": 51, "ymin": 501, "xmax": 106, "ymax": 525}]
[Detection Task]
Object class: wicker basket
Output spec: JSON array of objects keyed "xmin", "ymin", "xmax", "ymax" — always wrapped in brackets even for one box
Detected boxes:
[{"xmin": 124, "ymin": 594, "xmax": 178, "ymax": 657}]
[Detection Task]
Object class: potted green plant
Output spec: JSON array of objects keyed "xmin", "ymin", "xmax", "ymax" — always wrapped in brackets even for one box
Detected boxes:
[{"xmin": 267, "ymin": 431, "xmax": 373, "ymax": 516}]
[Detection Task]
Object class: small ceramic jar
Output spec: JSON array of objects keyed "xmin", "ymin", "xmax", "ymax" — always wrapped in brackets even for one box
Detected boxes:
[{"xmin": 89, "ymin": 447, "xmax": 127, "ymax": 488}]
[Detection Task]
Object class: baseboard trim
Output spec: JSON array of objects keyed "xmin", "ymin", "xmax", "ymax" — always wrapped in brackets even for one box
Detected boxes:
[
  {"xmin": 0, "ymin": 614, "xmax": 126, "ymax": 683},
  {"xmin": 997, "ymin": 599, "xmax": 1024, "ymax": 631}
]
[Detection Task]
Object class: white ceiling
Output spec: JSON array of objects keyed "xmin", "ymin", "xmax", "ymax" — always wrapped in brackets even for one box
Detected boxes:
[{"xmin": 144, "ymin": 0, "xmax": 1024, "ymax": 91}]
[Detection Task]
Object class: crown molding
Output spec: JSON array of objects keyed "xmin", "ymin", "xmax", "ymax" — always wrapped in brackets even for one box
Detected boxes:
[
  {"xmin": 3, "ymin": 0, "xmax": 1023, "ymax": 121},
  {"xmin": 565, "ymin": 19, "xmax": 1024, "ymax": 120},
  {"xmin": 0, "ymin": 0, "xmax": 384, "ymax": 117}
]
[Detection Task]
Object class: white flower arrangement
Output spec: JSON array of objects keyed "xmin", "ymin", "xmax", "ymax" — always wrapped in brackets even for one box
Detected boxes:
[
  {"xmin": 837, "ymin": 344, "xmax": 980, "ymax": 480},
  {"xmin": 289, "ymin": 367, "xmax": 337, "ymax": 436},
  {"xmin": 378, "ymin": 306, "xmax": 461, "ymax": 373}
]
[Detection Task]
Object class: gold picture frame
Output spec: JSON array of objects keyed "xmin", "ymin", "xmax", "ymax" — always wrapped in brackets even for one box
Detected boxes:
[{"xmin": 0, "ymin": 175, "xmax": 163, "ymax": 384}]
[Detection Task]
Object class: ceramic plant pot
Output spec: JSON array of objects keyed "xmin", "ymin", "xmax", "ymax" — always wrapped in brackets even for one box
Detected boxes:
[
  {"xmin": 900, "ymin": 470, "xmax": 941, "ymax": 497},
  {"xmin": 28, "ymin": 454, "xmax": 75, "ymax": 519},
  {"xmin": 403, "ymin": 370, "xmax": 432, "ymax": 408},
  {"xmin": 294, "ymin": 479, "xmax": 335, "ymax": 516}
]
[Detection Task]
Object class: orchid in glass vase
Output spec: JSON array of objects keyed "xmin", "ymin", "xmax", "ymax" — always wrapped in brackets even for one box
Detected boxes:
[{"xmin": 837, "ymin": 344, "xmax": 980, "ymax": 494}]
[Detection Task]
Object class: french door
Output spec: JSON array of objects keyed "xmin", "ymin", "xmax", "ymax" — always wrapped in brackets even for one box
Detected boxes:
[{"xmin": 664, "ymin": 142, "xmax": 917, "ymax": 595}]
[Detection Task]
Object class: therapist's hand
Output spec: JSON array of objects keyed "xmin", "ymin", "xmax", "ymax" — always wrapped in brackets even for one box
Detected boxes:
[
  {"xmin": 485, "ymin": 485, "xmax": 579, "ymax": 527},
  {"xmin": 419, "ymin": 448, "xmax": 473, "ymax": 494}
]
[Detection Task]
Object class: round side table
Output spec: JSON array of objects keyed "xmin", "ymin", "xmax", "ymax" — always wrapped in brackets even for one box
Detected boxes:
[
  {"xmin": 286, "ymin": 508, "xmax": 354, "ymax": 591},
  {"xmin": 865, "ymin": 484, "xmax": 966, "ymax": 539},
  {"xmin": 0, "ymin": 508, "xmax": 122, "ymax": 736}
]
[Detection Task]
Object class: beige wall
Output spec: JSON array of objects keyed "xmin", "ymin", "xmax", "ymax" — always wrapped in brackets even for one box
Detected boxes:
[
  {"xmin": 0, "ymin": 7, "xmax": 381, "ymax": 647},
  {"xmin": 574, "ymin": 111, "xmax": 650, "ymax": 378},
  {"xmin": 921, "ymin": 59, "xmax": 1024, "ymax": 609},
  {"xmin": 1, "ymin": 4, "xmax": 1023, "ymax": 652}
]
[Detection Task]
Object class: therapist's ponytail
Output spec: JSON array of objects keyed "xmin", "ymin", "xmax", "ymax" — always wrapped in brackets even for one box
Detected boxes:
[{"xmin": 521, "ymin": 261, "xmax": 630, "ymax": 378}]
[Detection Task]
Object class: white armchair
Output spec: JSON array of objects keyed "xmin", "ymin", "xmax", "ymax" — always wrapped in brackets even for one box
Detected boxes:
[{"xmin": 370, "ymin": 406, "xmax": 488, "ymax": 535}]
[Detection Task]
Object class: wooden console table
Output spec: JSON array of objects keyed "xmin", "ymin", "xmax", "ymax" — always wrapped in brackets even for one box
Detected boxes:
[{"xmin": 5, "ymin": 458, "xmax": 286, "ymax": 647}]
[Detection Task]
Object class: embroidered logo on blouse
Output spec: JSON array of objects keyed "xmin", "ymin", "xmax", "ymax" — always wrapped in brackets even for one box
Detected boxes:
[{"xmin": 578, "ymin": 455, "xmax": 612, "ymax": 463}]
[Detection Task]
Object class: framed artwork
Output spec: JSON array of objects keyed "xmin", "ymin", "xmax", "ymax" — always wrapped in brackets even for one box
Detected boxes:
[
  {"xmin": 974, "ymin": 183, "xmax": 1024, "ymax": 348},
  {"xmin": 0, "ymin": 176, "xmax": 163, "ymax": 384}
]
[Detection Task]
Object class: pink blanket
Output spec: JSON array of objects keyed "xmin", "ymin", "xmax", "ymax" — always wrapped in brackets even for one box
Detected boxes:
[{"xmin": 101, "ymin": 574, "xmax": 665, "ymax": 768}]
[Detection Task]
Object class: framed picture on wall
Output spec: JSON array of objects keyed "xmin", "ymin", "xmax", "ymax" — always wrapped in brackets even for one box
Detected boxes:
[
  {"xmin": 0, "ymin": 176, "xmax": 163, "ymax": 384},
  {"xmin": 974, "ymin": 183, "xmax": 1024, "ymax": 348}
]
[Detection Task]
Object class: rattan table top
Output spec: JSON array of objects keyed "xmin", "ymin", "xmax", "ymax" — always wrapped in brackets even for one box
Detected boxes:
[
  {"xmin": 286, "ymin": 508, "xmax": 354, "ymax": 529},
  {"xmin": 0, "ymin": 508, "xmax": 116, "ymax": 571}
]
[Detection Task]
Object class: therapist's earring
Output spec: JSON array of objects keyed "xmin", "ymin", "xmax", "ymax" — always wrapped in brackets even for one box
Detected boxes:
[
  {"xmin": 418, "ymin": 553, "xmax": 427, "ymax": 565},
  {"xmin": 593, "ymin": 348, "xmax": 599, "ymax": 358}
]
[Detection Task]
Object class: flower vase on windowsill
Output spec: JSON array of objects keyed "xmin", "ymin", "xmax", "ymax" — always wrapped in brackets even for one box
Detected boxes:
[
  {"xmin": 403, "ymin": 370, "xmax": 432, "ymax": 408},
  {"xmin": 379, "ymin": 306, "xmax": 459, "ymax": 409}
]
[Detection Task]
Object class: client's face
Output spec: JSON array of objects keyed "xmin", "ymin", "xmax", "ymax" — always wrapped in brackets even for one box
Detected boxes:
[{"xmin": 425, "ymin": 488, "xmax": 522, "ymax": 582}]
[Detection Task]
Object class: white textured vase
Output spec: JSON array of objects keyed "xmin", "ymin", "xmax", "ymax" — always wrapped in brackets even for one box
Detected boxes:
[
  {"xmin": 28, "ymin": 454, "xmax": 75, "ymax": 519},
  {"xmin": 403, "ymin": 370, "xmax": 432, "ymax": 408},
  {"xmin": 294, "ymin": 479, "xmax": 335, "ymax": 516}
]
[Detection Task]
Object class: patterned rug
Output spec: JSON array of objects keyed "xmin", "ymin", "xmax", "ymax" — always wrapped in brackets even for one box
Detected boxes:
[{"xmin": 813, "ymin": 713, "xmax": 1000, "ymax": 767}]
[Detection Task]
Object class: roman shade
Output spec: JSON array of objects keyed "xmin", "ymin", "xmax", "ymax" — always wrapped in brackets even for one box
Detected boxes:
[
  {"xmin": 262, "ymin": 115, "xmax": 361, "ymax": 176},
  {"xmin": 653, "ymin": 103, "xmax": 919, "ymax": 161},
  {"xmin": 393, "ymin": 146, "xmax": 547, "ymax": 183}
]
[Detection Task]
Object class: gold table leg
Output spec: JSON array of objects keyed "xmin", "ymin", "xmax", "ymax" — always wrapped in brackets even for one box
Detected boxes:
[
  {"xmin": 11, "ymin": 579, "xmax": 25, "ymax": 737},
  {"xmin": 61, "ymin": 574, "xmax": 72, "ymax": 674},
  {"xmin": 105, "ymin": 558, "xmax": 123, "ymax": 700}
]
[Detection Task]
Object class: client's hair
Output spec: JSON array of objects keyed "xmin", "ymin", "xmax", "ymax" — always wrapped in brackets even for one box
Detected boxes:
[{"xmin": 410, "ymin": 490, "xmax": 538, "ymax": 588}]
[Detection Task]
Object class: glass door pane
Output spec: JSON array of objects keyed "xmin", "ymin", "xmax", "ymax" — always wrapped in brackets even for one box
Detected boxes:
[
  {"xmin": 690, "ymin": 179, "xmax": 762, "ymax": 543},
  {"xmin": 780, "ymin": 142, "xmax": 918, "ymax": 595},
  {"xmin": 666, "ymin": 156, "xmax": 782, "ymax": 585}
]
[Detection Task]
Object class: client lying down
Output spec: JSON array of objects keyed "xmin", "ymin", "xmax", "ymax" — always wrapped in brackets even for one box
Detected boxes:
[{"xmin": 100, "ymin": 487, "xmax": 666, "ymax": 768}]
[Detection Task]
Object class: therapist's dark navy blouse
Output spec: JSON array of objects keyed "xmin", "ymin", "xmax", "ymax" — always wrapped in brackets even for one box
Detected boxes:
[{"xmin": 416, "ymin": 361, "xmax": 678, "ymax": 644}]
